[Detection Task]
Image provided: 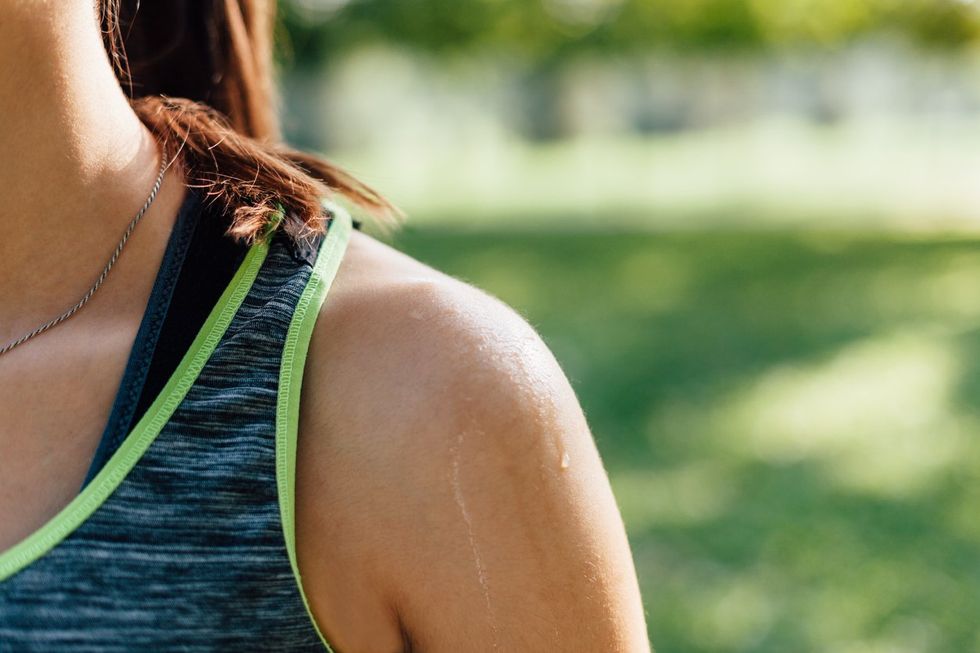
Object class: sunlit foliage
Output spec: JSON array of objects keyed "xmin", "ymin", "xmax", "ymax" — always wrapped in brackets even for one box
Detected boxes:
[{"xmin": 281, "ymin": 0, "xmax": 980, "ymax": 64}]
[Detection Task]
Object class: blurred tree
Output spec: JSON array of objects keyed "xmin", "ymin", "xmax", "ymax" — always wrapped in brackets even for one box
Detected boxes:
[{"xmin": 279, "ymin": 0, "xmax": 980, "ymax": 65}]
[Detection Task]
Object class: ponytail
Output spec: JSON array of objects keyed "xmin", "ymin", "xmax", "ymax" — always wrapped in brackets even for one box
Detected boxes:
[{"xmin": 100, "ymin": 0, "xmax": 401, "ymax": 245}]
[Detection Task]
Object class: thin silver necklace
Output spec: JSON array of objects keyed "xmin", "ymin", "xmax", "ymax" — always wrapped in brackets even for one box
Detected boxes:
[{"xmin": 0, "ymin": 155, "xmax": 169, "ymax": 357}]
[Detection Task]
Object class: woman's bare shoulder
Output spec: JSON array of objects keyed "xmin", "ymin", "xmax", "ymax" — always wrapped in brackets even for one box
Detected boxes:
[
  {"xmin": 295, "ymin": 228, "xmax": 649, "ymax": 652},
  {"xmin": 300, "ymin": 228, "xmax": 562, "ymax": 461}
]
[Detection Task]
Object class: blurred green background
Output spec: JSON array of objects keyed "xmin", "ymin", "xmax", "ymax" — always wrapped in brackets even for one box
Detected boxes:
[{"xmin": 276, "ymin": 1, "xmax": 980, "ymax": 650}]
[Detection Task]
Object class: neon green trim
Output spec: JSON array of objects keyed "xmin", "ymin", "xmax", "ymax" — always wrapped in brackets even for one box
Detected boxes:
[
  {"xmin": 276, "ymin": 201, "xmax": 353, "ymax": 653},
  {"xmin": 263, "ymin": 202, "xmax": 287, "ymax": 240},
  {"xmin": 0, "ymin": 238, "xmax": 271, "ymax": 582}
]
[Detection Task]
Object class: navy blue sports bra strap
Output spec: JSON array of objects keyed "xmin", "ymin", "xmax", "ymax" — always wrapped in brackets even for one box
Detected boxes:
[{"xmin": 80, "ymin": 188, "xmax": 204, "ymax": 490}]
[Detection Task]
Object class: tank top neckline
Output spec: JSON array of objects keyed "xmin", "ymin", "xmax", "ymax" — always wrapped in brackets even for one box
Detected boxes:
[
  {"xmin": 79, "ymin": 186, "xmax": 206, "ymax": 490},
  {"xmin": 0, "ymin": 201, "xmax": 356, "ymax": 652},
  {"xmin": 0, "ymin": 227, "xmax": 272, "ymax": 580},
  {"xmin": 81, "ymin": 192, "xmax": 365, "ymax": 490}
]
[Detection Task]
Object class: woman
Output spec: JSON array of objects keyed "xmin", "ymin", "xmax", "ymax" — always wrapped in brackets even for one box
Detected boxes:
[{"xmin": 0, "ymin": 1, "xmax": 649, "ymax": 650}]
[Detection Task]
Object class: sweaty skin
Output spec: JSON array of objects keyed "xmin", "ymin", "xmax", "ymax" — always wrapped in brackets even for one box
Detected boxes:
[
  {"xmin": 295, "ymin": 230, "xmax": 651, "ymax": 652},
  {"xmin": 0, "ymin": 2, "xmax": 650, "ymax": 650}
]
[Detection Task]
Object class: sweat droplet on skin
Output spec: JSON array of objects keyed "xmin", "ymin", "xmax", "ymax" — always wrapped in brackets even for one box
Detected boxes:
[{"xmin": 560, "ymin": 451, "xmax": 571, "ymax": 470}]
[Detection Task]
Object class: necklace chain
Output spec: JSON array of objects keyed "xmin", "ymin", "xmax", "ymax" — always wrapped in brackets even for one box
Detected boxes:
[{"xmin": 0, "ymin": 155, "xmax": 170, "ymax": 357}]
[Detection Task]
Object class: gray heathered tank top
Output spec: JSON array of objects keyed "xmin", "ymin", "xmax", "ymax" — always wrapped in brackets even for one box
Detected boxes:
[{"xmin": 0, "ymin": 199, "xmax": 353, "ymax": 652}]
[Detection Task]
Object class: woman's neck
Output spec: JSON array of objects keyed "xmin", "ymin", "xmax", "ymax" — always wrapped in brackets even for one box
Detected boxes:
[{"xmin": 0, "ymin": 2, "xmax": 183, "ymax": 339}]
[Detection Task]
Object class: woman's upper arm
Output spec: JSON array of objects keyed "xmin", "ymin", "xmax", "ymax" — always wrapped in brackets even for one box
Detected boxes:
[
  {"xmin": 297, "ymin": 237, "xmax": 650, "ymax": 651},
  {"xmin": 372, "ymin": 280, "xmax": 651, "ymax": 651}
]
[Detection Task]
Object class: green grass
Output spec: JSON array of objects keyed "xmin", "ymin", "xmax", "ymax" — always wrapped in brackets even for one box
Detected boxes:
[{"xmin": 389, "ymin": 224, "xmax": 980, "ymax": 652}]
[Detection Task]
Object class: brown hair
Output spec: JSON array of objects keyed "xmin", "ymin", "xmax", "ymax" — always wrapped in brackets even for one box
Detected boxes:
[{"xmin": 99, "ymin": 0, "xmax": 401, "ymax": 245}]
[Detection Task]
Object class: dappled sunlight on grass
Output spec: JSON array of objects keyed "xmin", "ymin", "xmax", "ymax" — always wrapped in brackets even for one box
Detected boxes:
[
  {"xmin": 677, "ymin": 569, "xmax": 778, "ymax": 651},
  {"xmin": 612, "ymin": 462, "xmax": 737, "ymax": 528},
  {"xmin": 615, "ymin": 247, "xmax": 695, "ymax": 314},
  {"xmin": 728, "ymin": 329, "xmax": 968, "ymax": 497}
]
